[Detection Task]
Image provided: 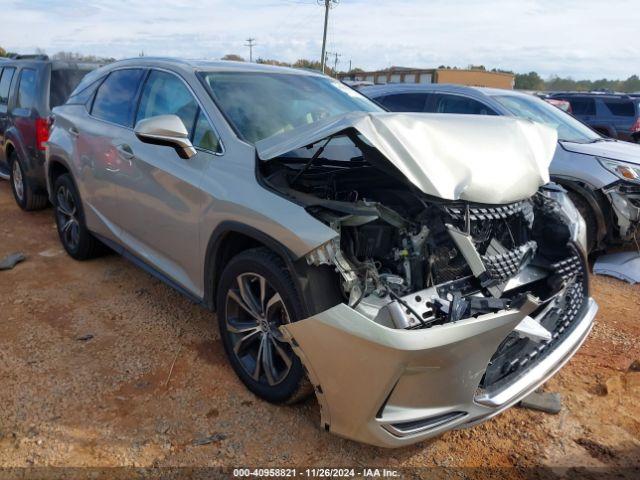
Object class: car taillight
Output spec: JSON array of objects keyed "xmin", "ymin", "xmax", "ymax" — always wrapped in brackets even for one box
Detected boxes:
[
  {"xmin": 36, "ymin": 117, "xmax": 50, "ymax": 151},
  {"xmin": 631, "ymin": 117, "xmax": 640, "ymax": 134}
]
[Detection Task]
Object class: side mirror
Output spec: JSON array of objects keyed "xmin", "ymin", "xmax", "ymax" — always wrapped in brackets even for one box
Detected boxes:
[{"xmin": 134, "ymin": 114, "xmax": 196, "ymax": 159}]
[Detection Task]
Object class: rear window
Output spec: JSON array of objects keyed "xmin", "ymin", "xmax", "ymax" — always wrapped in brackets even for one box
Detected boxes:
[
  {"xmin": 91, "ymin": 69, "xmax": 145, "ymax": 127},
  {"xmin": 602, "ymin": 98, "xmax": 635, "ymax": 117},
  {"xmin": 0, "ymin": 67, "xmax": 16, "ymax": 106},
  {"xmin": 17, "ymin": 68, "xmax": 37, "ymax": 109},
  {"xmin": 433, "ymin": 93, "xmax": 496, "ymax": 115},
  {"xmin": 50, "ymin": 69, "xmax": 94, "ymax": 108},
  {"xmin": 565, "ymin": 97, "xmax": 595, "ymax": 116}
]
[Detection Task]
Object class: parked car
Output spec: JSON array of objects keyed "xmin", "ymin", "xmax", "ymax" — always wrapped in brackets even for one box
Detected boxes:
[
  {"xmin": 545, "ymin": 98, "xmax": 572, "ymax": 113},
  {"xmin": 362, "ymin": 84, "xmax": 640, "ymax": 252},
  {"xmin": 46, "ymin": 58, "xmax": 596, "ymax": 447},
  {"xmin": 0, "ymin": 54, "xmax": 100, "ymax": 210},
  {"xmin": 547, "ymin": 92, "xmax": 640, "ymax": 143}
]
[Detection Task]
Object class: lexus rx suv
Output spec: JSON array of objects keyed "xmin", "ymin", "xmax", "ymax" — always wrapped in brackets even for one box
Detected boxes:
[
  {"xmin": 45, "ymin": 58, "xmax": 597, "ymax": 447},
  {"xmin": 0, "ymin": 55, "xmax": 99, "ymax": 210}
]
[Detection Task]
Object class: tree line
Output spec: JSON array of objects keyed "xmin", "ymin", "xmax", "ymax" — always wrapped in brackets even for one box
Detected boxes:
[{"xmin": 3, "ymin": 46, "xmax": 639, "ymax": 93}]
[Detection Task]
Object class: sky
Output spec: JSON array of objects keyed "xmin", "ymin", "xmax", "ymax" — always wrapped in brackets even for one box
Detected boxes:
[{"xmin": 1, "ymin": 0, "xmax": 639, "ymax": 80}]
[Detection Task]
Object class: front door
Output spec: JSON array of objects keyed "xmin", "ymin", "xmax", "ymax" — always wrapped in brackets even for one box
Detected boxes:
[{"xmin": 116, "ymin": 69, "xmax": 222, "ymax": 297}]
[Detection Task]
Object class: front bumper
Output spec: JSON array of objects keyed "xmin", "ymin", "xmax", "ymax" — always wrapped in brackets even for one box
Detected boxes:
[{"xmin": 282, "ymin": 295, "xmax": 597, "ymax": 448}]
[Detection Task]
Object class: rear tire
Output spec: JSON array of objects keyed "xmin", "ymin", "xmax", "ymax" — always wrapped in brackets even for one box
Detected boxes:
[
  {"xmin": 9, "ymin": 152, "xmax": 48, "ymax": 211},
  {"xmin": 568, "ymin": 191, "xmax": 597, "ymax": 254},
  {"xmin": 53, "ymin": 174, "xmax": 103, "ymax": 260},
  {"xmin": 216, "ymin": 247, "xmax": 312, "ymax": 404}
]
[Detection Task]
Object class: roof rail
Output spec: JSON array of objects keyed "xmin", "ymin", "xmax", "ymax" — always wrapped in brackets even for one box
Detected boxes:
[{"xmin": 8, "ymin": 54, "xmax": 50, "ymax": 61}]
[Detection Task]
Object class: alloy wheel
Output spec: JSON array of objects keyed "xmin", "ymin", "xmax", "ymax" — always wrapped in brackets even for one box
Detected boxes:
[
  {"xmin": 12, "ymin": 160, "xmax": 24, "ymax": 202},
  {"xmin": 55, "ymin": 185, "xmax": 81, "ymax": 251},
  {"xmin": 225, "ymin": 273, "xmax": 294, "ymax": 386}
]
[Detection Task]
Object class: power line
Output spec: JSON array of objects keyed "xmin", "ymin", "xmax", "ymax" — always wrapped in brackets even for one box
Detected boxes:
[
  {"xmin": 318, "ymin": 0, "xmax": 339, "ymax": 74},
  {"xmin": 244, "ymin": 38, "xmax": 257, "ymax": 62}
]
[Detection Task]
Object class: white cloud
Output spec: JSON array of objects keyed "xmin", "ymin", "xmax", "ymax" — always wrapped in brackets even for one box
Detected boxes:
[{"xmin": 2, "ymin": 0, "xmax": 639, "ymax": 79}]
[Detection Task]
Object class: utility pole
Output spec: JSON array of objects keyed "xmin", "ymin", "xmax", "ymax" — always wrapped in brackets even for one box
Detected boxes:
[
  {"xmin": 327, "ymin": 51, "xmax": 341, "ymax": 77},
  {"xmin": 245, "ymin": 38, "xmax": 256, "ymax": 62},
  {"xmin": 318, "ymin": 0, "xmax": 339, "ymax": 74}
]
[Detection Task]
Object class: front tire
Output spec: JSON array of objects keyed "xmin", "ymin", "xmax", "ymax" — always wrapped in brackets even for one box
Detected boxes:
[
  {"xmin": 216, "ymin": 248, "xmax": 310, "ymax": 404},
  {"xmin": 53, "ymin": 174, "xmax": 102, "ymax": 260},
  {"xmin": 9, "ymin": 152, "xmax": 48, "ymax": 211}
]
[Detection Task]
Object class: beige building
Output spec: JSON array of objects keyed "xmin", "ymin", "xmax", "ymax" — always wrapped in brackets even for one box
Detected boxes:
[{"xmin": 340, "ymin": 67, "xmax": 515, "ymax": 89}]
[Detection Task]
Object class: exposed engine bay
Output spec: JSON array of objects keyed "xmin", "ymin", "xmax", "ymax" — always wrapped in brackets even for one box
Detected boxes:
[{"xmin": 260, "ymin": 131, "xmax": 588, "ymax": 391}]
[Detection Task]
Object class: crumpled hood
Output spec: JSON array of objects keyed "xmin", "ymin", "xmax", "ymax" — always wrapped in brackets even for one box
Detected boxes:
[
  {"xmin": 560, "ymin": 139, "xmax": 640, "ymax": 166},
  {"xmin": 256, "ymin": 112, "xmax": 557, "ymax": 204}
]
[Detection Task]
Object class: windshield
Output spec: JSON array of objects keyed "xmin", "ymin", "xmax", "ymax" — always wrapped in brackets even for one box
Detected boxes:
[
  {"xmin": 492, "ymin": 94, "xmax": 601, "ymax": 143},
  {"xmin": 199, "ymin": 71, "xmax": 381, "ymax": 143}
]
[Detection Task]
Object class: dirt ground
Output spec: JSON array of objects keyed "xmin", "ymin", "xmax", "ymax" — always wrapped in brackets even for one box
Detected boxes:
[{"xmin": 0, "ymin": 180, "xmax": 639, "ymax": 476}]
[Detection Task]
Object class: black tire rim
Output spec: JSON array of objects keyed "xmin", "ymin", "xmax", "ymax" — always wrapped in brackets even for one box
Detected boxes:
[
  {"xmin": 225, "ymin": 272, "xmax": 294, "ymax": 386},
  {"xmin": 55, "ymin": 184, "xmax": 81, "ymax": 251}
]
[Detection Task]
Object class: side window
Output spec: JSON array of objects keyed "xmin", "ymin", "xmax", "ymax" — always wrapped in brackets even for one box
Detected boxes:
[
  {"xmin": 192, "ymin": 110, "xmax": 220, "ymax": 152},
  {"xmin": 602, "ymin": 98, "xmax": 635, "ymax": 117},
  {"xmin": 567, "ymin": 97, "xmax": 595, "ymax": 116},
  {"xmin": 66, "ymin": 78, "xmax": 102, "ymax": 107},
  {"xmin": 0, "ymin": 67, "xmax": 16, "ymax": 106},
  {"xmin": 136, "ymin": 70, "xmax": 198, "ymax": 133},
  {"xmin": 17, "ymin": 68, "xmax": 37, "ymax": 109},
  {"xmin": 434, "ymin": 94, "xmax": 496, "ymax": 115},
  {"xmin": 91, "ymin": 69, "xmax": 145, "ymax": 127},
  {"xmin": 379, "ymin": 93, "xmax": 428, "ymax": 112}
]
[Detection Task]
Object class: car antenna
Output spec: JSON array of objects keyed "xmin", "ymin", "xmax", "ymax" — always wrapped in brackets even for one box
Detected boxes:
[{"xmin": 290, "ymin": 136, "xmax": 333, "ymax": 186}]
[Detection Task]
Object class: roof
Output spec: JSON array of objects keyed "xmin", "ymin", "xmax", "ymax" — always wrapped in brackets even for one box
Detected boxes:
[
  {"xmin": 360, "ymin": 83, "xmax": 517, "ymax": 97},
  {"xmin": 105, "ymin": 57, "xmax": 323, "ymax": 76}
]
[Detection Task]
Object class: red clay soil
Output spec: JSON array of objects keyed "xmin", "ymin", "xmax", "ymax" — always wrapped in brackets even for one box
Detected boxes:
[{"xmin": 0, "ymin": 181, "xmax": 638, "ymax": 476}]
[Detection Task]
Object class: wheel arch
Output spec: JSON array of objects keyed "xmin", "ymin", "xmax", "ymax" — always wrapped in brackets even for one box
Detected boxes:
[
  {"xmin": 204, "ymin": 221, "xmax": 342, "ymax": 316},
  {"xmin": 552, "ymin": 176, "xmax": 609, "ymax": 247},
  {"xmin": 46, "ymin": 156, "xmax": 73, "ymax": 202}
]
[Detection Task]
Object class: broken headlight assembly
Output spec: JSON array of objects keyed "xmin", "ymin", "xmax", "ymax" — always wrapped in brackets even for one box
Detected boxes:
[
  {"xmin": 541, "ymin": 184, "xmax": 588, "ymax": 254},
  {"xmin": 598, "ymin": 157, "xmax": 640, "ymax": 184}
]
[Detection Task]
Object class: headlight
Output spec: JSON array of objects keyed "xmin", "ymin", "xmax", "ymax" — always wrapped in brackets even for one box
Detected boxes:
[
  {"xmin": 598, "ymin": 157, "xmax": 640, "ymax": 184},
  {"xmin": 542, "ymin": 184, "xmax": 588, "ymax": 254}
]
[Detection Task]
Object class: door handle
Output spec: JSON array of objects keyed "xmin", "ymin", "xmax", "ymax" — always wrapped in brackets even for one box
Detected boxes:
[
  {"xmin": 69, "ymin": 127, "xmax": 79, "ymax": 138},
  {"xmin": 116, "ymin": 144, "xmax": 135, "ymax": 160}
]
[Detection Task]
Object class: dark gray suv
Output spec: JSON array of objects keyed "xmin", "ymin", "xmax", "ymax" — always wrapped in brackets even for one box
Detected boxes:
[{"xmin": 0, "ymin": 55, "xmax": 99, "ymax": 210}]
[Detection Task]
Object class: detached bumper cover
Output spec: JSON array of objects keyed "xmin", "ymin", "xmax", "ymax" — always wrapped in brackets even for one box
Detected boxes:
[{"xmin": 282, "ymin": 297, "xmax": 597, "ymax": 448}]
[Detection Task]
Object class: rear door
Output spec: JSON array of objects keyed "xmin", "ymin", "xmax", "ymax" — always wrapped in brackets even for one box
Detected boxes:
[
  {"xmin": 0, "ymin": 66, "xmax": 17, "ymax": 174},
  {"xmin": 600, "ymin": 97, "xmax": 636, "ymax": 141},
  {"xmin": 115, "ymin": 69, "xmax": 222, "ymax": 295},
  {"xmin": 12, "ymin": 68, "xmax": 39, "ymax": 166},
  {"xmin": 75, "ymin": 68, "xmax": 146, "ymax": 241}
]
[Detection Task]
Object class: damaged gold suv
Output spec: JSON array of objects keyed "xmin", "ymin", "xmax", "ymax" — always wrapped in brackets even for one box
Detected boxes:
[{"xmin": 45, "ymin": 58, "xmax": 597, "ymax": 447}]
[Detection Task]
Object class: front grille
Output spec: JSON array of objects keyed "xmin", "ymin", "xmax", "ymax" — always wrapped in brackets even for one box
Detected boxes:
[
  {"xmin": 446, "ymin": 200, "xmax": 533, "ymax": 223},
  {"xmin": 479, "ymin": 249, "xmax": 587, "ymax": 395},
  {"xmin": 552, "ymin": 254, "xmax": 582, "ymax": 283},
  {"xmin": 482, "ymin": 240, "xmax": 537, "ymax": 284}
]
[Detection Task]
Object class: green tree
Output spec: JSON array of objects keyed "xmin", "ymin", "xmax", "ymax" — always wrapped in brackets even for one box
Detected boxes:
[
  {"xmin": 0, "ymin": 46, "xmax": 7, "ymax": 57},
  {"xmin": 515, "ymin": 71, "xmax": 544, "ymax": 90},
  {"xmin": 221, "ymin": 54, "xmax": 245, "ymax": 62}
]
